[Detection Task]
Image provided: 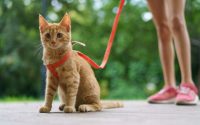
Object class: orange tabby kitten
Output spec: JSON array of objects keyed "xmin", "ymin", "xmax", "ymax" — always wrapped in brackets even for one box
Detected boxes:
[{"xmin": 39, "ymin": 13, "xmax": 123, "ymax": 113}]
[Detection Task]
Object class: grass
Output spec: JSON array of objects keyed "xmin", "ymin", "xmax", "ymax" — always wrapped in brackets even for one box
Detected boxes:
[
  {"xmin": 0, "ymin": 96, "xmax": 39, "ymax": 102},
  {"xmin": 0, "ymin": 95, "xmax": 146, "ymax": 103}
]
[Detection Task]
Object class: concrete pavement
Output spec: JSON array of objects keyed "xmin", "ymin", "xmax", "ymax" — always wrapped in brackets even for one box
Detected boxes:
[{"xmin": 0, "ymin": 101, "xmax": 199, "ymax": 125}]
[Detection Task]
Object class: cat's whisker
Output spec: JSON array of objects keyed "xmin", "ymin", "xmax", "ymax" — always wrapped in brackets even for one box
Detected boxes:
[
  {"xmin": 33, "ymin": 43, "xmax": 43, "ymax": 47},
  {"xmin": 34, "ymin": 49, "xmax": 42, "ymax": 57},
  {"xmin": 34, "ymin": 44, "xmax": 43, "ymax": 57}
]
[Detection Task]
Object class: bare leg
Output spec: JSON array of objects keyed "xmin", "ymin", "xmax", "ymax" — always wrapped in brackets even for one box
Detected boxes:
[
  {"xmin": 147, "ymin": 0, "xmax": 176, "ymax": 87},
  {"xmin": 147, "ymin": 0, "xmax": 198, "ymax": 105},
  {"xmin": 167, "ymin": 0, "xmax": 194, "ymax": 84}
]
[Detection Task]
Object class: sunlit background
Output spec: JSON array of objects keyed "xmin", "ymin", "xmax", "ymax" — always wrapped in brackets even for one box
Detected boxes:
[{"xmin": 0, "ymin": 0, "xmax": 200, "ymax": 101}]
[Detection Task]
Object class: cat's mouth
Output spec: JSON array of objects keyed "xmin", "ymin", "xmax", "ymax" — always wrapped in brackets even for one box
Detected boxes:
[{"xmin": 48, "ymin": 44, "xmax": 61, "ymax": 49}]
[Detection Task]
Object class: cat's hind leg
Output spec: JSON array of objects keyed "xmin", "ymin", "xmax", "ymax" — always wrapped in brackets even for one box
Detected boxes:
[
  {"xmin": 78, "ymin": 104, "xmax": 102, "ymax": 112},
  {"xmin": 59, "ymin": 104, "xmax": 65, "ymax": 111},
  {"xmin": 57, "ymin": 86, "xmax": 66, "ymax": 111},
  {"xmin": 78, "ymin": 95, "xmax": 102, "ymax": 112}
]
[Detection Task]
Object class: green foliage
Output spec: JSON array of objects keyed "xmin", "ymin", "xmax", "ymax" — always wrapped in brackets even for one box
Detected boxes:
[
  {"xmin": 0, "ymin": 0, "xmax": 200, "ymax": 100},
  {"xmin": 0, "ymin": 96, "xmax": 36, "ymax": 102}
]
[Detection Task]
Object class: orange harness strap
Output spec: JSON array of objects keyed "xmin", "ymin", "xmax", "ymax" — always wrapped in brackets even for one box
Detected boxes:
[
  {"xmin": 77, "ymin": 0, "xmax": 125, "ymax": 69},
  {"xmin": 46, "ymin": 52, "xmax": 71, "ymax": 79}
]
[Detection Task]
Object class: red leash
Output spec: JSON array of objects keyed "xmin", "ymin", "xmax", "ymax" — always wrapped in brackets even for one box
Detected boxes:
[{"xmin": 77, "ymin": 0, "xmax": 125, "ymax": 69}]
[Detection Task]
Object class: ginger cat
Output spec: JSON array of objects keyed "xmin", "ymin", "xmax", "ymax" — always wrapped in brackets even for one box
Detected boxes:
[{"xmin": 39, "ymin": 13, "xmax": 123, "ymax": 113}]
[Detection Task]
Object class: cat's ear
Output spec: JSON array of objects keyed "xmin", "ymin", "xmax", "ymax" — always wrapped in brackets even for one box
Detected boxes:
[
  {"xmin": 59, "ymin": 13, "xmax": 71, "ymax": 32},
  {"xmin": 39, "ymin": 14, "xmax": 48, "ymax": 33}
]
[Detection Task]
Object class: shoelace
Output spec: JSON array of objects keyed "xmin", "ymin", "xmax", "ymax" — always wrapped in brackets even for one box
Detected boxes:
[{"xmin": 179, "ymin": 86, "xmax": 190, "ymax": 94}]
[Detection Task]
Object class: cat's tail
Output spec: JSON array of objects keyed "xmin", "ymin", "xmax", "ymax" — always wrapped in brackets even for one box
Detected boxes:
[{"xmin": 101, "ymin": 101, "xmax": 124, "ymax": 109}]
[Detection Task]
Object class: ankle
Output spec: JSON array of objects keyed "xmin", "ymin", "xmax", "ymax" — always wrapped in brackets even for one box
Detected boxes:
[
  {"xmin": 164, "ymin": 84, "xmax": 176, "ymax": 88},
  {"xmin": 181, "ymin": 80, "xmax": 194, "ymax": 85}
]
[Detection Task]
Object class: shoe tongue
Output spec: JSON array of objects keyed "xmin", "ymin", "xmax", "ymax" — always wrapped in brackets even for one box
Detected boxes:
[
  {"xmin": 158, "ymin": 89, "xmax": 166, "ymax": 94},
  {"xmin": 180, "ymin": 83, "xmax": 198, "ymax": 94},
  {"xmin": 158, "ymin": 87, "xmax": 176, "ymax": 94}
]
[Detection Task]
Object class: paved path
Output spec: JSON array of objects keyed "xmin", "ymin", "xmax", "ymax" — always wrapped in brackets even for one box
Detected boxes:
[{"xmin": 0, "ymin": 101, "xmax": 200, "ymax": 125}]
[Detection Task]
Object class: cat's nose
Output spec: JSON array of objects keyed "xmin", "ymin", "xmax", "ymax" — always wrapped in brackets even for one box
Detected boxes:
[{"xmin": 51, "ymin": 41, "xmax": 56, "ymax": 45}]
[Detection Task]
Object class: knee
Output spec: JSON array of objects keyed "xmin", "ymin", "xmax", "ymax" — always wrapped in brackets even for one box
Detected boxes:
[
  {"xmin": 170, "ymin": 16, "xmax": 185, "ymax": 33},
  {"xmin": 156, "ymin": 21, "xmax": 171, "ymax": 43}
]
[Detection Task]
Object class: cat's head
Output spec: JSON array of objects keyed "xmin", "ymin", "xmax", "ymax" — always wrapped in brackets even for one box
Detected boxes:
[{"xmin": 39, "ymin": 13, "xmax": 71, "ymax": 50}]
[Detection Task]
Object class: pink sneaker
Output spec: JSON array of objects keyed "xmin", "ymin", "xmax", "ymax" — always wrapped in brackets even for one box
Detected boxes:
[
  {"xmin": 176, "ymin": 83, "xmax": 199, "ymax": 105},
  {"xmin": 148, "ymin": 87, "xmax": 177, "ymax": 104}
]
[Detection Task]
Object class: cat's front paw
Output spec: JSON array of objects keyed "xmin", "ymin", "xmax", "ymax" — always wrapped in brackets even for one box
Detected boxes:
[
  {"xmin": 39, "ymin": 106, "xmax": 51, "ymax": 113},
  {"xmin": 64, "ymin": 106, "xmax": 76, "ymax": 113}
]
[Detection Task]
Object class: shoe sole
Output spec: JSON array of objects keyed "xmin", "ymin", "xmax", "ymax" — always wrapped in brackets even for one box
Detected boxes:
[
  {"xmin": 148, "ymin": 98, "xmax": 176, "ymax": 104},
  {"xmin": 176, "ymin": 96, "xmax": 199, "ymax": 105}
]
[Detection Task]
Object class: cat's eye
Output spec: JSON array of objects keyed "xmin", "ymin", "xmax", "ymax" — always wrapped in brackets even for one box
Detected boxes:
[
  {"xmin": 57, "ymin": 33, "xmax": 63, "ymax": 38},
  {"xmin": 45, "ymin": 33, "xmax": 51, "ymax": 39}
]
